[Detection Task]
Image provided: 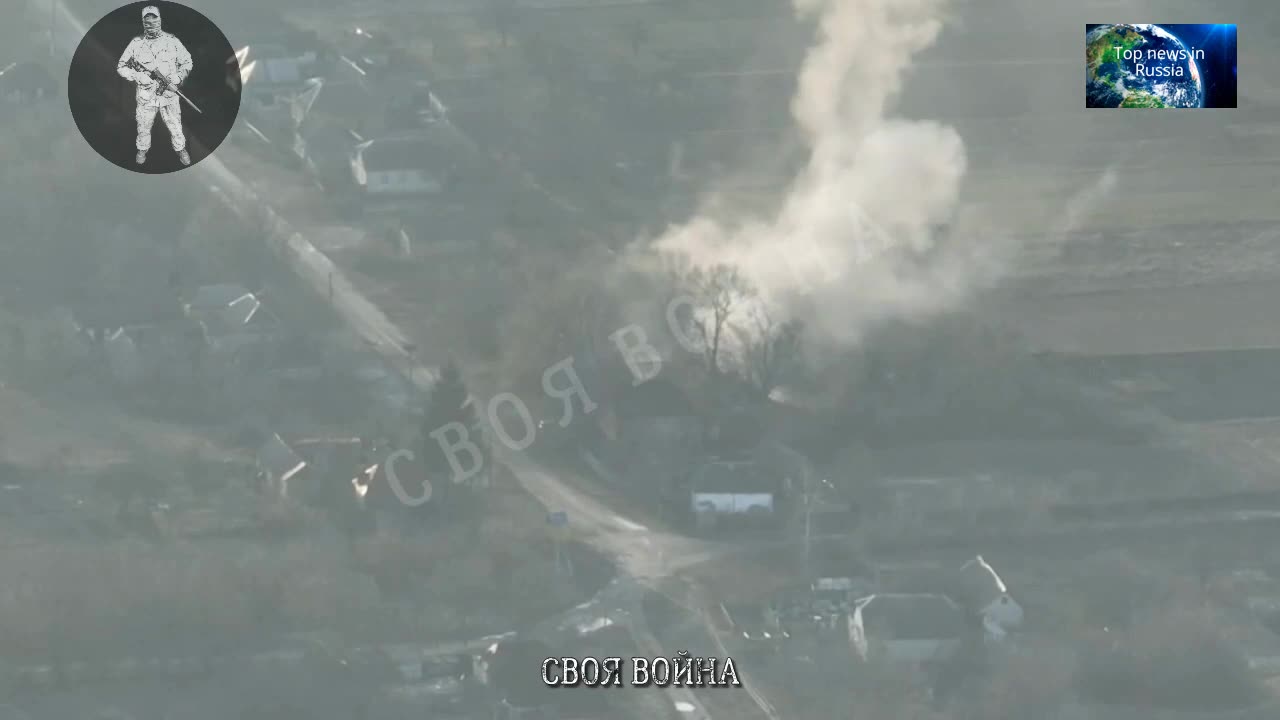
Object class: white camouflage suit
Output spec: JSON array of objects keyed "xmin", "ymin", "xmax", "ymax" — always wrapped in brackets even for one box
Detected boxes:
[{"xmin": 116, "ymin": 9, "xmax": 193, "ymax": 155}]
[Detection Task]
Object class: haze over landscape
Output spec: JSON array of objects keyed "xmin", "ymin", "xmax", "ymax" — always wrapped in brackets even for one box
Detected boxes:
[{"xmin": 1, "ymin": 0, "xmax": 1279, "ymax": 718}]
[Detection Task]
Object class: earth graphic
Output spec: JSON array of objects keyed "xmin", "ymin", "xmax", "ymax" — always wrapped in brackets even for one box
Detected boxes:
[{"xmin": 1086, "ymin": 24, "xmax": 1203, "ymax": 108}]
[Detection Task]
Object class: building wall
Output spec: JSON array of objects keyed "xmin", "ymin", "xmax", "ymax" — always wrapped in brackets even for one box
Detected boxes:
[
  {"xmin": 851, "ymin": 605, "xmax": 963, "ymax": 665},
  {"xmin": 691, "ymin": 492, "xmax": 773, "ymax": 514},
  {"xmin": 981, "ymin": 595, "xmax": 1025, "ymax": 629}
]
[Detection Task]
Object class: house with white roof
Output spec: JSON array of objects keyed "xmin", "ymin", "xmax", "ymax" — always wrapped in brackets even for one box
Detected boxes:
[
  {"xmin": 850, "ymin": 593, "xmax": 970, "ymax": 666},
  {"xmin": 952, "ymin": 555, "xmax": 1025, "ymax": 635}
]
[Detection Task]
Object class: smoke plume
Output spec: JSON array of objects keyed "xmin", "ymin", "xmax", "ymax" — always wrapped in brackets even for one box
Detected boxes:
[{"xmin": 644, "ymin": 0, "xmax": 987, "ymax": 346}]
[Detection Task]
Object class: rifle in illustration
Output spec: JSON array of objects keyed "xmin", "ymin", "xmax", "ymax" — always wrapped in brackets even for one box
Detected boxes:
[{"xmin": 125, "ymin": 57, "xmax": 202, "ymax": 114}]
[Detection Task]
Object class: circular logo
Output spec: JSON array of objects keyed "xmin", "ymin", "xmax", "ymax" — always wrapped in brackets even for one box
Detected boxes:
[{"xmin": 68, "ymin": 2, "xmax": 240, "ymax": 174}]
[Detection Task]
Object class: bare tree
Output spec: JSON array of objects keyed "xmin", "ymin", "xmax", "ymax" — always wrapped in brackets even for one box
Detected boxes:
[
  {"xmin": 734, "ymin": 305, "xmax": 804, "ymax": 397},
  {"xmin": 680, "ymin": 263, "xmax": 752, "ymax": 376}
]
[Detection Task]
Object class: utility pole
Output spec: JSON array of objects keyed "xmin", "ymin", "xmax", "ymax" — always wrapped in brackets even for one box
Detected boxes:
[
  {"xmin": 777, "ymin": 443, "xmax": 814, "ymax": 580},
  {"xmin": 802, "ymin": 461, "xmax": 813, "ymax": 581},
  {"xmin": 776, "ymin": 443, "xmax": 815, "ymax": 582}
]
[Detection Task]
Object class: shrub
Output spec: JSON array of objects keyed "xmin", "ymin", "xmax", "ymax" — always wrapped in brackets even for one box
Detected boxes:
[
  {"xmin": 958, "ymin": 645, "xmax": 1072, "ymax": 720},
  {"xmin": 1074, "ymin": 608, "xmax": 1266, "ymax": 711},
  {"xmin": 1069, "ymin": 549, "xmax": 1202, "ymax": 630},
  {"xmin": 845, "ymin": 657, "xmax": 944, "ymax": 720},
  {"xmin": 350, "ymin": 515, "xmax": 578, "ymax": 623},
  {"xmin": 0, "ymin": 539, "xmax": 378, "ymax": 662}
]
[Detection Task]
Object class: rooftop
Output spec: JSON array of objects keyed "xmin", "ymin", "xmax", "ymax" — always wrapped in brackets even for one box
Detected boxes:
[
  {"xmin": 953, "ymin": 555, "xmax": 1010, "ymax": 610},
  {"xmin": 257, "ymin": 433, "xmax": 307, "ymax": 482},
  {"xmin": 355, "ymin": 132, "xmax": 454, "ymax": 173},
  {"xmin": 854, "ymin": 593, "xmax": 967, "ymax": 641},
  {"xmin": 291, "ymin": 436, "xmax": 372, "ymax": 478},
  {"xmin": 185, "ymin": 284, "xmax": 277, "ymax": 334},
  {"xmin": 691, "ymin": 460, "xmax": 778, "ymax": 494}
]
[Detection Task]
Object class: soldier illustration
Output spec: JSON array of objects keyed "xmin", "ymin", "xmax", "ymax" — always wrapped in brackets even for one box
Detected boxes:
[{"xmin": 116, "ymin": 5, "xmax": 193, "ymax": 166}]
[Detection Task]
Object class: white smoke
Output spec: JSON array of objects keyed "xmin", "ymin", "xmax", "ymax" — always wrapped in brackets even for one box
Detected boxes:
[
  {"xmin": 643, "ymin": 0, "xmax": 988, "ymax": 347},
  {"xmin": 1049, "ymin": 168, "xmax": 1119, "ymax": 239}
]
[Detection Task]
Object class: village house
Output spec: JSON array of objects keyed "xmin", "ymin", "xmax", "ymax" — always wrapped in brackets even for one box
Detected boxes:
[
  {"xmin": 950, "ymin": 555, "xmax": 1024, "ymax": 637},
  {"xmin": 253, "ymin": 428, "xmax": 448, "ymax": 536},
  {"xmin": 286, "ymin": 77, "xmax": 372, "ymax": 195},
  {"xmin": 222, "ymin": 20, "xmax": 323, "ymax": 111},
  {"xmin": 184, "ymin": 284, "xmax": 274, "ymax": 335},
  {"xmin": 285, "ymin": 436, "xmax": 378, "ymax": 510},
  {"xmin": 849, "ymin": 593, "xmax": 970, "ymax": 666},
  {"xmin": 845, "ymin": 554, "xmax": 1023, "ymax": 670},
  {"xmin": 344, "ymin": 26, "xmax": 413, "ymax": 78},
  {"xmin": 181, "ymin": 284, "xmax": 283, "ymax": 370},
  {"xmin": 255, "ymin": 433, "xmax": 308, "ymax": 499},
  {"xmin": 688, "ymin": 456, "xmax": 782, "ymax": 530},
  {"xmin": 349, "ymin": 132, "xmax": 460, "ymax": 209},
  {"xmin": 385, "ymin": 80, "xmax": 447, "ymax": 131}
]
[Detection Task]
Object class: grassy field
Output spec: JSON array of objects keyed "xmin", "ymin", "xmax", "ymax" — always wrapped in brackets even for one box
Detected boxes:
[
  {"xmin": 0, "ymin": 382, "xmax": 597, "ymax": 664},
  {"xmin": 962, "ymin": 162, "xmax": 1280, "ymax": 236}
]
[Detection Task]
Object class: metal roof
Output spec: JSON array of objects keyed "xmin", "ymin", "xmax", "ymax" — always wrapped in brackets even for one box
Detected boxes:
[
  {"xmin": 954, "ymin": 555, "xmax": 1010, "ymax": 609},
  {"xmin": 355, "ymin": 133, "xmax": 453, "ymax": 172},
  {"xmin": 854, "ymin": 593, "xmax": 967, "ymax": 641},
  {"xmin": 257, "ymin": 433, "xmax": 307, "ymax": 482},
  {"xmin": 691, "ymin": 459, "xmax": 778, "ymax": 493}
]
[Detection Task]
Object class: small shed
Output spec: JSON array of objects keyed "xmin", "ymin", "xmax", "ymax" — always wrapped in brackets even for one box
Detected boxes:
[
  {"xmin": 952, "ymin": 555, "xmax": 1024, "ymax": 631},
  {"xmin": 690, "ymin": 458, "xmax": 779, "ymax": 517}
]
